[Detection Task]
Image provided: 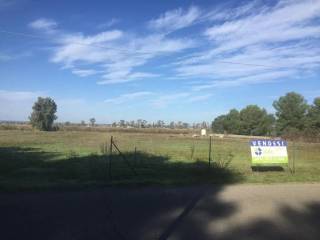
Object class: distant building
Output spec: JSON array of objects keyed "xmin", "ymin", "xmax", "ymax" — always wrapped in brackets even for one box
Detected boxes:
[{"xmin": 201, "ymin": 128, "xmax": 207, "ymax": 136}]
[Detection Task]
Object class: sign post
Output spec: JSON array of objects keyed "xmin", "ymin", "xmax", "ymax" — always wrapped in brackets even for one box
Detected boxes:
[{"xmin": 250, "ymin": 139, "xmax": 288, "ymax": 166}]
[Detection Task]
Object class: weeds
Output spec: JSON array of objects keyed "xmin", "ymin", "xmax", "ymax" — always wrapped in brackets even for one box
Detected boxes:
[
  {"xmin": 190, "ymin": 141, "xmax": 196, "ymax": 161},
  {"xmin": 213, "ymin": 150, "xmax": 234, "ymax": 169}
]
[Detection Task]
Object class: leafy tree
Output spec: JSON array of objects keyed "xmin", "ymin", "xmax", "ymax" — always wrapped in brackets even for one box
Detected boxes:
[
  {"xmin": 29, "ymin": 97, "xmax": 57, "ymax": 131},
  {"xmin": 129, "ymin": 120, "xmax": 135, "ymax": 127},
  {"xmin": 273, "ymin": 92, "xmax": 308, "ymax": 134},
  {"xmin": 119, "ymin": 120, "xmax": 125, "ymax": 127},
  {"xmin": 136, "ymin": 119, "xmax": 147, "ymax": 128},
  {"xmin": 177, "ymin": 121, "xmax": 183, "ymax": 129},
  {"xmin": 239, "ymin": 105, "xmax": 274, "ymax": 136},
  {"xmin": 212, "ymin": 115, "xmax": 227, "ymax": 133},
  {"xmin": 224, "ymin": 109, "xmax": 241, "ymax": 134},
  {"xmin": 306, "ymin": 97, "xmax": 320, "ymax": 131},
  {"xmin": 212, "ymin": 109, "xmax": 241, "ymax": 134},
  {"xmin": 182, "ymin": 122, "xmax": 189, "ymax": 128},
  {"xmin": 212, "ymin": 106, "xmax": 274, "ymax": 136},
  {"xmin": 156, "ymin": 120, "xmax": 165, "ymax": 128},
  {"xmin": 89, "ymin": 118, "xmax": 96, "ymax": 126}
]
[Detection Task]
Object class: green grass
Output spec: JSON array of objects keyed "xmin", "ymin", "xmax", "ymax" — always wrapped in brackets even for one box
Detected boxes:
[{"xmin": 0, "ymin": 129, "xmax": 320, "ymax": 191}]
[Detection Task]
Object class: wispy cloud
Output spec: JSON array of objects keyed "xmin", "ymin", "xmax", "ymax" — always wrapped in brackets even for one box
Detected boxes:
[
  {"xmin": 46, "ymin": 30, "xmax": 194, "ymax": 84},
  {"xmin": 104, "ymin": 91, "xmax": 153, "ymax": 104},
  {"xmin": 191, "ymin": 70, "xmax": 296, "ymax": 91},
  {"xmin": 169, "ymin": 0, "xmax": 320, "ymax": 90},
  {"xmin": 28, "ymin": 18, "xmax": 195, "ymax": 84},
  {"xmin": 203, "ymin": 0, "xmax": 261, "ymax": 21},
  {"xmin": 27, "ymin": 0, "xmax": 320, "ymax": 90},
  {"xmin": 204, "ymin": 1, "xmax": 320, "ymax": 51},
  {"xmin": 29, "ymin": 18, "xmax": 58, "ymax": 33},
  {"xmin": 71, "ymin": 69, "xmax": 100, "ymax": 77},
  {"xmin": 97, "ymin": 18, "xmax": 120, "ymax": 29},
  {"xmin": 98, "ymin": 72, "xmax": 158, "ymax": 84},
  {"xmin": 148, "ymin": 6, "xmax": 201, "ymax": 33}
]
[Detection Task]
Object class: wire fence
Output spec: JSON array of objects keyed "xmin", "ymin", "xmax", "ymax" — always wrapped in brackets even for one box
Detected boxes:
[
  {"xmin": 99, "ymin": 134, "xmax": 315, "ymax": 182},
  {"xmin": 100, "ymin": 135, "xmax": 250, "ymax": 183},
  {"xmin": 109, "ymin": 135, "xmax": 215, "ymax": 163}
]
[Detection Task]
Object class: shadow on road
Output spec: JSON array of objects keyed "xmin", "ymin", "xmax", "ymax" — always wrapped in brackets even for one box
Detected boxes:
[{"xmin": 217, "ymin": 202, "xmax": 320, "ymax": 240}]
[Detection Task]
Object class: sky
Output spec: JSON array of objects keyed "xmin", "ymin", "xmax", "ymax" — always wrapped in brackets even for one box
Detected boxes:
[{"xmin": 0, "ymin": 0, "xmax": 320, "ymax": 123}]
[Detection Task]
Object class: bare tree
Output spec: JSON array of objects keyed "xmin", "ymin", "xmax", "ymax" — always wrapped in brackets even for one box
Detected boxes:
[{"xmin": 89, "ymin": 118, "xmax": 96, "ymax": 127}]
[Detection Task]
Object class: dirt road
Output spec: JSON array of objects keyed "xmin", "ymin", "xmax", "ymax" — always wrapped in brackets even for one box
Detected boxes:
[{"xmin": 1, "ymin": 183, "xmax": 320, "ymax": 240}]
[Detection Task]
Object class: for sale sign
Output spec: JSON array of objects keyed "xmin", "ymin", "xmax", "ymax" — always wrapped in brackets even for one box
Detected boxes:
[{"xmin": 250, "ymin": 139, "xmax": 288, "ymax": 165}]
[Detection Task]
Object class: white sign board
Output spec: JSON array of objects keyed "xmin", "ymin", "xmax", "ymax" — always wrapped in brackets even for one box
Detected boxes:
[{"xmin": 250, "ymin": 139, "xmax": 288, "ymax": 165}]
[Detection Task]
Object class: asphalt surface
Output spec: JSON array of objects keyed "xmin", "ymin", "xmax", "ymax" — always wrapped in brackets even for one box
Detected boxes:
[{"xmin": 1, "ymin": 183, "xmax": 320, "ymax": 240}]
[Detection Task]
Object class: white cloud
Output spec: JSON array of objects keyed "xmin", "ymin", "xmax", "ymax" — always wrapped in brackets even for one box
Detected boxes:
[
  {"xmin": 204, "ymin": 0, "xmax": 320, "ymax": 45},
  {"xmin": 148, "ymin": 6, "xmax": 201, "ymax": 33},
  {"xmin": 47, "ymin": 28, "xmax": 194, "ymax": 84},
  {"xmin": 104, "ymin": 91, "xmax": 153, "ymax": 104},
  {"xmin": 29, "ymin": 18, "xmax": 58, "ymax": 33},
  {"xmin": 97, "ymin": 18, "xmax": 120, "ymax": 29},
  {"xmin": 191, "ymin": 70, "xmax": 296, "ymax": 91},
  {"xmin": 98, "ymin": 72, "xmax": 158, "ymax": 84},
  {"xmin": 71, "ymin": 68, "xmax": 100, "ymax": 77},
  {"xmin": 26, "ymin": 8, "xmax": 197, "ymax": 86},
  {"xmin": 51, "ymin": 30, "xmax": 123, "ymax": 65},
  {"xmin": 203, "ymin": 1, "xmax": 262, "ymax": 21},
  {"xmin": 204, "ymin": 0, "xmax": 320, "ymax": 53},
  {"xmin": 27, "ymin": 1, "xmax": 320, "ymax": 90},
  {"xmin": 174, "ymin": 0, "xmax": 320, "ymax": 89},
  {"xmin": 63, "ymin": 30, "xmax": 123, "ymax": 44}
]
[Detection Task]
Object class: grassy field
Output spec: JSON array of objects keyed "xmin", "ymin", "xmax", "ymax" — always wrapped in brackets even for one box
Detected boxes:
[{"xmin": 0, "ymin": 129, "xmax": 320, "ymax": 191}]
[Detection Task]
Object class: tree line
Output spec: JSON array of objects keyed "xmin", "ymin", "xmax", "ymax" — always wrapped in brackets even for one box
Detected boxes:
[
  {"xmin": 110, "ymin": 120, "xmax": 209, "ymax": 129},
  {"xmin": 29, "ymin": 92, "xmax": 320, "ymax": 137},
  {"xmin": 28, "ymin": 97, "xmax": 208, "ymax": 131},
  {"xmin": 211, "ymin": 92, "xmax": 320, "ymax": 137}
]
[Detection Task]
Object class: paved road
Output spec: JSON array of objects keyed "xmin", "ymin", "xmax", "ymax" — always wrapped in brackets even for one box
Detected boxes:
[{"xmin": 1, "ymin": 184, "xmax": 320, "ymax": 240}]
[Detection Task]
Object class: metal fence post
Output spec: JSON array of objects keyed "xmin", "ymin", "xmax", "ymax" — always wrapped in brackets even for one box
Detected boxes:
[
  {"xmin": 209, "ymin": 136, "xmax": 212, "ymax": 167},
  {"xmin": 134, "ymin": 146, "xmax": 137, "ymax": 166},
  {"xmin": 108, "ymin": 136, "xmax": 113, "ymax": 180},
  {"xmin": 293, "ymin": 141, "xmax": 296, "ymax": 174}
]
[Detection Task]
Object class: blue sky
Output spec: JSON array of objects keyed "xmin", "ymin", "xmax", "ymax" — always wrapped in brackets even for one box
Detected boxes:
[{"xmin": 1, "ymin": 0, "xmax": 320, "ymax": 123}]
